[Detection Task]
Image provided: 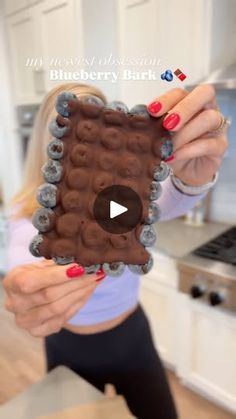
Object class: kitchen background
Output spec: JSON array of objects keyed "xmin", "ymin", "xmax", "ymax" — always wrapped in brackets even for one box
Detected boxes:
[{"xmin": 0, "ymin": 0, "xmax": 236, "ymax": 418}]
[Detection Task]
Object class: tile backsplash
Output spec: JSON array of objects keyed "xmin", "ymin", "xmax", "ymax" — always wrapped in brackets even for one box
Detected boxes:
[{"xmin": 209, "ymin": 90, "xmax": 236, "ymax": 224}]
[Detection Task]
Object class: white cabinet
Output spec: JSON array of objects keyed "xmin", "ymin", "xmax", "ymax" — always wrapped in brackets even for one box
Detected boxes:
[
  {"xmin": 6, "ymin": 8, "xmax": 38, "ymax": 104},
  {"xmin": 36, "ymin": 0, "xmax": 83, "ymax": 92},
  {"xmin": 117, "ymin": 0, "xmax": 236, "ymax": 106},
  {"xmin": 140, "ymin": 280, "xmax": 177, "ymax": 366},
  {"xmin": 139, "ymin": 256, "xmax": 178, "ymax": 367},
  {"xmin": 176, "ymin": 293, "xmax": 236, "ymax": 413},
  {"xmin": 3, "ymin": 0, "xmax": 28, "ymax": 16},
  {"xmin": 5, "ymin": 0, "xmax": 83, "ymax": 104}
]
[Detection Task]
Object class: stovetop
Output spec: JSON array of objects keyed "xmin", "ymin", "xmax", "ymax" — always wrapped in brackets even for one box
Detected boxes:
[{"xmin": 193, "ymin": 226, "xmax": 236, "ymax": 265}]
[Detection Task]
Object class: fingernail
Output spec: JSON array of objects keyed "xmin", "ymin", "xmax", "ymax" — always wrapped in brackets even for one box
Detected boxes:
[
  {"xmin": 147, "ymin": 101, "xmax": 162, "ymax": 115},
  {"xmin": 96, "ymin": 268, "xmax": 104, "ymax": 276},
  {"xmin": 163, "ymin": 113, "xmax": 180, "ymax": 130},
  {"xmin": 165, "ymin": 154, "xmax": 175, "ymax": 163},
  {"xmin": 96, "ymin": 273, "xmax": 106, "ymax": 282},
  {"xmin": 66, "ymin": 264, "xmax": 85, "ymax": 278}
]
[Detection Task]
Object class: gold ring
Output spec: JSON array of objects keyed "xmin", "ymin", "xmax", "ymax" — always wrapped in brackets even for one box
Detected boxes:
[{"xmin": 210, "ymin": 113, "xmax": 231, "ymax": 135}]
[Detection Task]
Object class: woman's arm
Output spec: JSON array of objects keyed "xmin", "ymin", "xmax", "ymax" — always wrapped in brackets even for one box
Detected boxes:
[
  {"xmin": 6, "ymin": 216, "xmax": 43, "ymax": 271},
  {"xmin": 157, "ymin": 175, "xmax": 207, "ymax": 221}
]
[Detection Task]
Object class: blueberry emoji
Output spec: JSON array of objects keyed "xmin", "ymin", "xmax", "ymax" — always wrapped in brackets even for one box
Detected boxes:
[
  {"xmin": 160, "ymin": 69, "xmax": 173, "ymax": 82},
  {"xmin": 165, "ymin": 70, "xmax": 173, "ymax": 82}
]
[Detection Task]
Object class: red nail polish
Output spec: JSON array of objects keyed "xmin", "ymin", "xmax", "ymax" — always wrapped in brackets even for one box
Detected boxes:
[
  {"xmin": 147, "ymin": 101, "xmax": 162, "ymax": 115},
  {"xmin": 96, "ymin": 268, "xmax": 105, "ymax": 276},
  {"xmin": 163, "ymin": 113, "xmax": 180, "ymax": 130},
  {"xmin": 165, "ymin": 154, "xmax": 175, "ymax": 163},
  {"xmin": 96, "ymin": 273, "xmax": 106, "ymax": 282},
  {"xmin": 66, "ymin": 264, "xmax": 85, "ymax": 278}
]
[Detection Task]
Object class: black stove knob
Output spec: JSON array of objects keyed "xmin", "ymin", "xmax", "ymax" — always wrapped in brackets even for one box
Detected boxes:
[
  {"xmin": 190, "ymin": 285, "xmax": 204, "ymax": 299},
  {"xmin": 209, "ymin": 291, "xmax": 223, "ymax": 306}
]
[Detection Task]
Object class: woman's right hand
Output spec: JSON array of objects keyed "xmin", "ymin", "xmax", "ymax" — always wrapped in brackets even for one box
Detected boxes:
[{"xmin": 3, "ymin": 261, "xmax": 106, "ymax": 337}]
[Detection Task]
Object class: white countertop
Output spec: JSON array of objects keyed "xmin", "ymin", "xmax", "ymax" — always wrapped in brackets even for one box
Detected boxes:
[
  {"xmin": 153, "ymin": 218, "xmax": 231, "ymax": 259},
  {"xmin": 0, "ymin": 366, "xmax": 104, "ymax": 419}
]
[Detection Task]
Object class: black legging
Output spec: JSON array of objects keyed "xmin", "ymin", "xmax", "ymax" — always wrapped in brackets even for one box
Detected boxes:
[{"xmin": 44, "ymin": 304, "xmax": 178, "ymax": 419}]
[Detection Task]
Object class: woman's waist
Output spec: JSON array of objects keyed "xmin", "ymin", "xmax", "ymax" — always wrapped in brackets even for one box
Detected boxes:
[
  {"xmin": 64, "ymin": 302, "xmax": 139, "ymax": 334},
  {"xmin": 63, "ymin": 271, "xmax": 140, "ymax": 332}
]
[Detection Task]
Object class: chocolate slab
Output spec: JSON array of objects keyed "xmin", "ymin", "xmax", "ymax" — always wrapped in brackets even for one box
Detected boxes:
[{"xmin": 30, "ymin": 93, "xmax": 172, "ymax": 275}]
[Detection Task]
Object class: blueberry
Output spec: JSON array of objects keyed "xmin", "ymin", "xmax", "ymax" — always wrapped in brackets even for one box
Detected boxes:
[
  {"xmin": 47, "ymin": 139, "xmax": 64, "ymax": 160},
  {"xmin": 56, "ymin": 91, "xmax": 76, "ymax": 117},
  {"xmin": 153, "ymin": 162, "xmax": 170, "ymax": 181},
  {"xmin": 130, "ymin": 104, "xmax": 150, "ymax": 119},
  {"xmin": 161, "ymin": 73, "xmax": 166, "ymax": 80},
  {"xmin": 128, "ymin": 255, "xmax": 153, "ymax": 275},
  {"xmin": 36, "ymin": 183, "xmax": 58, "ymax": 208},
  {"xmin": 145, "ymin": 202, "xmax": 161, "ymax": 224},
  {"xmin": 106, "ymin": 101, "xmax": 129, "ymax": 113},
  {"xmin": 160, "ymin": 140, "xmax": 173, "ymax": 159},
  {"xmin": 53, "ymin": 256, "xmax": 75, "ymax": 265},
  {"xmin": 49, "ymin": 118, "xmax": 68, "ymax": 138},
  {"xmin": 85, "ymin": 264, "xmax": 100, "ymax": 274},
  {"xmin": 32, "ymin": 208, "xmax": 54, "ymax": 232},
  {"xmin": 166, "ymin": 72, "xmax": 173, "ymax": 82},
  {"xmin": 150, "ymin": 181, "xmax": 162, "ymax": 200},
  {"xmin": 29, "ymin": 234, "xmax": 43, "ymax": 257},
  {"xmin": 140, "ymin": 225, "xmax": 156, "ymax": 247},
  {"xmin": 102, "ymin": 262, "xmax": 125, "ymax": 277},
  {"xmin": 82, "ymin": 95, "xmax": 104, "ymax": 107},
  {"xmin": 42, "ymin": 159, "xmax": 63, "ymax": 183}
]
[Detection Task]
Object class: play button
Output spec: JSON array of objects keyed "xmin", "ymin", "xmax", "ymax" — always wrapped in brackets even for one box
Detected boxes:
[
  {"xmin": 94, "ymin": 185, "xmax": 143, "ymax": 234},
  {"xmin": 110, "ymin": 201, "xmax": 127, "ymax": 219}
]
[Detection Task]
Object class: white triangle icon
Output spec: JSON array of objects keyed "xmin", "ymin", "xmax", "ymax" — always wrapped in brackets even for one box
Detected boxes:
[{"xmin": 110, "ymin": 201, "xmax": 128, "ymax": 219}]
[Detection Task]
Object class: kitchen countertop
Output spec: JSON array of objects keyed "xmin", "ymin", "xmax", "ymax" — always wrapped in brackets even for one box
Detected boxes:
[
  {"xmin": 0, "ymin": 366, "xmax": 134, "ymax": 419},
  {"xmin": 153, "ymin": 218, "xmax": 231, "ymax": 259},
  {"xmin": 0, "ymin": 366, "xmax": 112, "ymax": 419}
]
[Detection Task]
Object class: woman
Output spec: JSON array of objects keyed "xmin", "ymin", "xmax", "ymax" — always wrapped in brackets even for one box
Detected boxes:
[{"xmin": 3, "ymin": 82, "xmax": 228, "ymax": 419}]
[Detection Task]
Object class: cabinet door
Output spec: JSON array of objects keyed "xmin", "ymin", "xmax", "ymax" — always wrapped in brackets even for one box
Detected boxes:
[
  {"xmin": 6, "ymin": 8, "xmax": 37, "ymax": 104},
  {"xmin": 37, "ymin": 0, "xmax": 83, "ymax": 92},
  {"xmin": 117, "ymin": 0, "xmax": 209, "ymax": 106},
  {"xmin": 117, "ymin": 0, "xmax": 163, "ymax": 107},
  {"xmin": 140, "ymin": 281, "xmax": 177, "ymax": 366},
  {"xmin": 3, "ymin": 0, "xmax": 28, "ymax": 16},
  {"xmin": 177, "ymin": 294, "xmax": 236, "ymax": 413}
]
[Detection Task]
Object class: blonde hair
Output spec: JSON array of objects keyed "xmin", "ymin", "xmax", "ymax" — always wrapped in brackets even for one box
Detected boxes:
[{"xmin": 12, "ymin": 83, "xmax": 107, "ymax": 219}]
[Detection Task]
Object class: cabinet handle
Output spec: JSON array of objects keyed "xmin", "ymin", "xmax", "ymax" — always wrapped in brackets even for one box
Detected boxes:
[
  {"xmin": 33, "ymin": 69, "xmax": 46, "ymax": 94},
  {"xmin": 126, "ymin": 0, "xmax": 149, "ymax": 9}
]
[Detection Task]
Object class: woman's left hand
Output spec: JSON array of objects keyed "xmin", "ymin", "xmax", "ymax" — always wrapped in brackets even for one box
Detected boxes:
[{"xmin": 148, "ymin": 85, "xmax": 229, "ymax": 186}]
